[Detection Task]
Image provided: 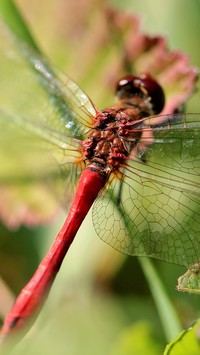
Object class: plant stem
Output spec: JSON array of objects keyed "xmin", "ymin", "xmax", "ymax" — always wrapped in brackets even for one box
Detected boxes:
[
  {"xmin": 0, "ymin": 0, "xmax": 39, "ymax": 51},
  {"xmin": 138, "ymin": 257, "xmax": 182, "ymax": 342}
]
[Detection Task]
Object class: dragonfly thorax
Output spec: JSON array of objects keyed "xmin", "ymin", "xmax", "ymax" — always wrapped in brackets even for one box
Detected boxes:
[
  {"xmin": 82, "ymin": 74, "xmax": 165, "ymax": 177},
  {"xmin": 82, "ymin": 100, "xmax": 153, "ymax": 176}
]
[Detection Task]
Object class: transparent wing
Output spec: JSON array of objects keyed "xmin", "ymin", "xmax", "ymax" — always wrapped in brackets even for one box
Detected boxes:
[
  {"xmin": 0, "ymin": 18, "xmax": 99, "ymax": 148},
  {"xmin": 92, "ymin": 113, "xmax": 200, "ymax": 267},
  {"xmin": 0, "ymin": 18, "xmax": 99, "ymax": 225}
]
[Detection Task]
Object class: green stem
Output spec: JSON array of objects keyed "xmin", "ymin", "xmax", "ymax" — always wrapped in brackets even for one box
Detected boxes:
[
  {"xmin": 138, "ymin": 257, "xmax": 182, "ymax": 342},
  {"xmin": 0, "ymin": 0, "xmax": 39, "ymax": 51}
]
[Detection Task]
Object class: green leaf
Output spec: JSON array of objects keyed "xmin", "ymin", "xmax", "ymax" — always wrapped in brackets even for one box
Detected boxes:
[
  {"xmin": 110, "ymin": 321, "xmax": 163, "ymax": 355},
  {"xmin": 164, "ymin": 320, "xmax": 200, "ymax": 354}
]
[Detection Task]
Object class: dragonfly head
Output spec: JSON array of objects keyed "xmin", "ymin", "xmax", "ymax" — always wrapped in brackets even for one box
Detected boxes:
[{"xmin": 115, "ymin": 73, "xmax": 165, "ymax": 114}]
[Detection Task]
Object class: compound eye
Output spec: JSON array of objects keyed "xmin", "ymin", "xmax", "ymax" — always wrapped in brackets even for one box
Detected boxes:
[{"xmin": 115, "ymin": 73, "xmax": 165, "ymax": 114}]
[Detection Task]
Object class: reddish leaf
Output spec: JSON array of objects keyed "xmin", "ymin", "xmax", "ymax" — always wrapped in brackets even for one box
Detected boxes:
[{"xmin": 0, "ymin": 6, "xmax": 197, "ymax": 227}]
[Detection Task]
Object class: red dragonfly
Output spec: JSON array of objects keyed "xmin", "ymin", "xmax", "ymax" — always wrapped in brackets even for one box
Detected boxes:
[{"xmin": 0, "ymin": 24, "xmax": 200, "ymax": 342}]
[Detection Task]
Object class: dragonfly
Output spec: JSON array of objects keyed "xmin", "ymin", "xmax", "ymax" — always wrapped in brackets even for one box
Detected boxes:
[{"xmin": 0, "ymin": 23, "xmax": 200, "ymax": 343}]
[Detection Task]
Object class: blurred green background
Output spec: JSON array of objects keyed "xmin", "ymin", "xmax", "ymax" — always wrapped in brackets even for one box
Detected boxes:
[{"xmin": 0, "ymin": 0, "xmax": 200, "ymax": 354}]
